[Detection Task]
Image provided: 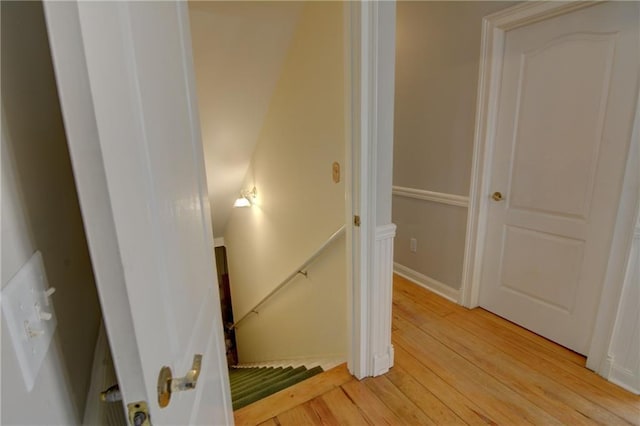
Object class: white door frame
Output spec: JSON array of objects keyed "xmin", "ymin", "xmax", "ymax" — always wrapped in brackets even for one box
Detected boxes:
[
  {"xmin": 461, "ymin": 1, "xmax": 640, "ymax": 376},
  {"xmin": 347, "ymin": 1, "xmax": 397, "ymax": 380}
]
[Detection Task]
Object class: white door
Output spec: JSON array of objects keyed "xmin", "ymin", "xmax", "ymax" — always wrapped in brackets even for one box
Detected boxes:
[
  {"xmin": 44, "ymin": 1, "xmax": 233, "ymax": 424},
  {"xmin": 479, "ymin": 2, "xmax": 639, "ymax": 355}
]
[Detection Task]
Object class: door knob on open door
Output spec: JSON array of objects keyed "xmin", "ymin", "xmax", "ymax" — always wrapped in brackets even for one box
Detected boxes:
[
  {"xmin": 492, "ymin": 191, "xmax": 504, "ymax": 201},
  {"xmin": 157, "ymin": 354, "xmax": 202, "ymax": 408}
]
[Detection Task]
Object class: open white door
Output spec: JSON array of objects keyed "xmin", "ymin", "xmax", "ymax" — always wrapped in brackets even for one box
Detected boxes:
[{"xmin": 44, "ymin": 1, "xmax": 232, "ymax": 424}]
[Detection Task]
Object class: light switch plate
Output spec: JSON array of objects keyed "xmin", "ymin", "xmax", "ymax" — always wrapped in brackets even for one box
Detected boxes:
[{"xmin": 1, "ymin": 251, "xmax": 57, "ymax": 391}]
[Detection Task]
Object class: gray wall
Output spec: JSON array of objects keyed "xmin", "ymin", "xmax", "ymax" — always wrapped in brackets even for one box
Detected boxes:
[
  {"xmin": 393, "ymin": 1, "xmax": 515, "ymax": 290},
  {"xmin": 1, "ymin": 2, "xmax": 102, "ymax": 423}
]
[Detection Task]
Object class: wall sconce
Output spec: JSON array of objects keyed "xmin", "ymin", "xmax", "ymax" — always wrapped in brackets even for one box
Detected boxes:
[{"xmin": 233, "ymin": 187, "xmax": 257, "ymax": 208}]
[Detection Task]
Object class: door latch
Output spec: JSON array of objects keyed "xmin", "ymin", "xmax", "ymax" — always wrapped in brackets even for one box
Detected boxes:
[
  {"xmin": 127, "ymin": 401, "xmax": 151, "ymax": 426},
  {"xmin": 157, "ymin": 354, "xmax": 202, "ymax": 408}
]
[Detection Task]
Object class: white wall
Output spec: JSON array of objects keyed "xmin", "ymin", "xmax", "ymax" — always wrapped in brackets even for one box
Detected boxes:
[
  {"xmin": 224, "ymin": 2, "xmax": 346, "ymax": 363},
  {"xmin": 392, "ymin": 2, "xmax": 515, "ymax": 292},
  {"xmin": 1, "ymin": 2, "xmax": 101, "ymax": 423}
]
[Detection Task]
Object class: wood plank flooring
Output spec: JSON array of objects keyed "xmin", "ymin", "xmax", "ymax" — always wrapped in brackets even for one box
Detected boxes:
[{"xmin": 234, "ymin": 274, "xmax": 640, "ymax": 425}]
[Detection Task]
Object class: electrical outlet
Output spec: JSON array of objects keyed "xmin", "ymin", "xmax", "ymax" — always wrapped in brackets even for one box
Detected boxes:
[
  {"xmin": 1, "ymin": 251, "xmax": 57, "ymax": 391},
  {"xmin": 410, "ymin": 238, "xmax": 417, "ymax": 253}
]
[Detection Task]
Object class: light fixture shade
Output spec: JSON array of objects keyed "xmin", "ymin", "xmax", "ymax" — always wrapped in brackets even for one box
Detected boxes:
[{"xmin": 233, "ymin": 197, "xmax": 251, "ymax": 208}]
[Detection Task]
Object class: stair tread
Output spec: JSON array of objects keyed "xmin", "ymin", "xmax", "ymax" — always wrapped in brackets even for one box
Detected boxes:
[
  {"xmin": 233, "ymin": 364, "xmax": 351, "ymax": 425},
  {"xmin": 230, "ymin": 365, "xmax": 324, "ymax": 411}
]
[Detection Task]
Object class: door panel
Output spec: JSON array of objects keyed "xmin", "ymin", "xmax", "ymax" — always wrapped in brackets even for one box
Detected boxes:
[
  {"xmin": 500, "ymin": 226, "xmax": 584, "ymax": 312},
  {"xmin": 45, "ymin": 1, "xmax": 232, "ymax": 424},
  {"xmin": 508, "ymin": 34, "xmax": 615, "ymax": 220},
  {"xmin": 479, "ymin": 2, "xmax": 639, "ymax": 354}
]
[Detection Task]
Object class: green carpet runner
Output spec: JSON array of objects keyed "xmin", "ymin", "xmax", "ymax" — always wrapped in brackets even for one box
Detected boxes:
[{"xmin": 229, "ymin": 365, "xmax": 324, "ymax": 410}]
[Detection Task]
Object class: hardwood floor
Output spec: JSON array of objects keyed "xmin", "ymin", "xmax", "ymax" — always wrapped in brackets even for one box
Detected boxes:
[{"xmin": 234, "ymin": 274, "xmax": 640, "ymax": 425}]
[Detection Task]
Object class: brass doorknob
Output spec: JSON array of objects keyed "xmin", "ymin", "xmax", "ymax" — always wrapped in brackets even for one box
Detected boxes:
[
  {"xmin": 492, "ymin": 192, "xmax": 504, "ymax": 201},
  {"xmin": 157, "ymin": 354, "xmax": 202, "ymax": 408}
]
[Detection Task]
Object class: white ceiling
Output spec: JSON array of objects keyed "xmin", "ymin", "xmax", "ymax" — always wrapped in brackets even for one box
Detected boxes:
[{"xmin": 188, "ymin": 2, "xmax": 302, "ymax": 238}]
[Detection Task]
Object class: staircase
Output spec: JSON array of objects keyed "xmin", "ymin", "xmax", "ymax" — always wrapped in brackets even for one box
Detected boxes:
[{"xmin": 229, "ymin": 365, "xmax": 323, "ymax": 410}]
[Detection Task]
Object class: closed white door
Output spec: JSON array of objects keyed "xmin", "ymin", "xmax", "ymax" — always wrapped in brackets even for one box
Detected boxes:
[
  {"xmin": 479, "ymin": 2, "xmax": 639, "ymax": 355},
  {"xmin": 45, "ymin": 1, "xmax": 233, "ymax": 424}
]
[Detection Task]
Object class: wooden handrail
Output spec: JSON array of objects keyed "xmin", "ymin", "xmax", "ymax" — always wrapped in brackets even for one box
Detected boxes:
[{"xmin": 229, "ymin": 225, "xmax": 346, "ymax": 329}]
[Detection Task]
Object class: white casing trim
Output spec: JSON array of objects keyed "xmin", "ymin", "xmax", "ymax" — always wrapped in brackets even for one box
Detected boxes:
[
  {"xmin": 393, "ymin": 263, "xmax": 460, "ymax": 303},
  {"xmin": 213, "ymin": 237, "xmax": 225, "ymax": 248},
  {"xmin": 609, "ymin": 365, "xmax": 640, "ymax": 395},
  {"xmin": 370, "ymin": 224, "xmax": 396, "ymax": 377},
  {"xmin": 347, "ymin": 0, "xmax": 371, "ymax": 381},
  {"xmin": 588, "ymin": 86, "xmax": 640, "ymax": 374},
  {"xmin": 392, "ymin": 186, "xmax": 469, "ymax": 208},
  {"xmin": 348, "ymin": 1, "xmax": 396, "ymax": 380},
  {"xmin": 602, "ymin": 218, "xmax": 640, "ymax": 394}
]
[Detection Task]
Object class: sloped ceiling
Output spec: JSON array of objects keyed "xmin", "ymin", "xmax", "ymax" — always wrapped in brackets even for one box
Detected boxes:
[{"xmin": 188, "ymin": 2, "xmax": 302, "ymax": 238}]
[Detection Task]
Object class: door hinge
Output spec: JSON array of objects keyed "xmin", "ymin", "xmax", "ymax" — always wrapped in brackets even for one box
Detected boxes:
[
  {"xmin": 353, "ymin": 215, "xmax": 361, "ymax": 227},
  {"xmin": 127, "ymin": 401, "xmax": 151, "ymax": 426}
]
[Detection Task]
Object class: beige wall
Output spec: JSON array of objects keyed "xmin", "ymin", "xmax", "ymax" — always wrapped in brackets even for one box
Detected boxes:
[
  {"xmin": 1, "ymin": 2, "xmax": 101, "ymax": 423},
  {"xmin": 188, "ymin": 2, "xmax": 302, "ymax": 237},
  {"xmin": 393, "ymin": 1, "xmax": 515, "ymax": 290},
  {"xmin": 225, "ymin": 2, "xmax": 346, "ymax": 363}
]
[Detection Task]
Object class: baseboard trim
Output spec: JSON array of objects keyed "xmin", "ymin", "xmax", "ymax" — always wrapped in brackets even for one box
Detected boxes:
[
  {"xmin": 393, "ymin": 263, "xmax": 460, "ymax": 303},
  {"xmin": 609, "ymin": 363, "xmax": 640, "ymax": 395},
  {"xmin": 373, "ymin": 345, "xmax": 394, "ymax": 377}
]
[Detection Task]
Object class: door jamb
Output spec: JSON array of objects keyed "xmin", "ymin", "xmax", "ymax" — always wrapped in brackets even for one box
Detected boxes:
[
  {"xmin": 461, "ymin": 0, "xmax": 640, "ymax": 376},
  {"xmin": 344, "ymin": 0, "xmax": 362, "ymax": 379},
  {"xmin": 346, "ymin": 0, "xmax": 397, "ymax": 380},
  {"xmin": 587, "ymin": 93, "xmax": 640, "ymax": 374}
]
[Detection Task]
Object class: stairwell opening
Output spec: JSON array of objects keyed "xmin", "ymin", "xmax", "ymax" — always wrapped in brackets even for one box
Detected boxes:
[{"xmin": 191, "ymin": 1, "xmax": 350, "ymax": 409}]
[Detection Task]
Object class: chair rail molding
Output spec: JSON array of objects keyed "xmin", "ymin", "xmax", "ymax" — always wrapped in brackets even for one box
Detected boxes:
[{"xmin": 392, "ymin": 186, "xmax": 469, "ymax": 208}]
